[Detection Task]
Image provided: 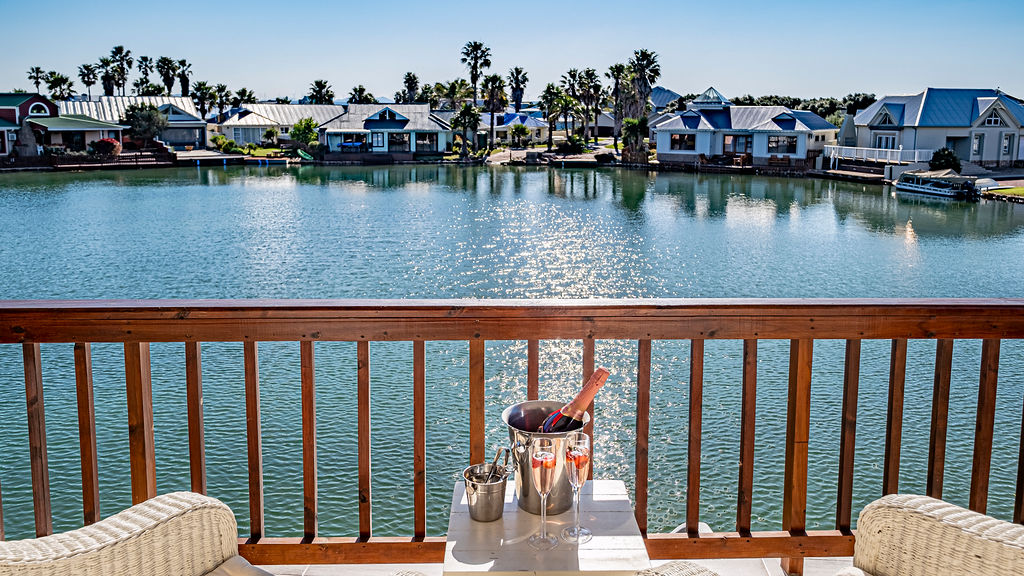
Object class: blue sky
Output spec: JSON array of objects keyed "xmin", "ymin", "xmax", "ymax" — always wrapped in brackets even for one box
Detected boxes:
[{"xmin": 3, "ymin": 0, "xmax": 1023, "ymax": 101}]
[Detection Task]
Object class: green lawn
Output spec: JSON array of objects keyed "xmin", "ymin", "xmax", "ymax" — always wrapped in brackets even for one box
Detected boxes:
[
  {"xmin": 246, "ymin": 147, "xmax": 283, "ymax": 157},
  {"xmin": 994, "ymin": 187, "xmax": 1024, "ymax": 196}
]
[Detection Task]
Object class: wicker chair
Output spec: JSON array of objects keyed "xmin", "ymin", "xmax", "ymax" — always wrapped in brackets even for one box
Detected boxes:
[
  {"xmin": 836, "ymin": 494, "xmax": 1024, "ymax": 576},
  {"xmin": 0, "ymin": 492, "xmax": 271, "ymax": 576}
]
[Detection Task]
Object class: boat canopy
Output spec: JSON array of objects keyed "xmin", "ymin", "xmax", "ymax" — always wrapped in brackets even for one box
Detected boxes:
[{"xmin": 902, "ymin": 169, "xmax": 976, "ymax": 184}]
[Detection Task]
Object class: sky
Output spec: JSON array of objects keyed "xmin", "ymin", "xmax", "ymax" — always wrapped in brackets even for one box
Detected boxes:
[{"xmin": 3, "ymin": 0, "xmax": 1024, "ymax": 102}]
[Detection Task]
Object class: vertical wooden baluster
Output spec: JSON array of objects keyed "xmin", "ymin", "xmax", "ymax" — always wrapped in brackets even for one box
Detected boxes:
[
  {"xmin": 469, "ymin": 340, "xmax": 485, "ymax": 465},
  {"xmin": 928, "ymin": 339, "xmax": 953, "ymax": 499},
  {"xmin": 413, "ymin": 341, "xmax": 426, "ymax": 539},
  {"xmin": 527, "ymin": 339, "xmax": 539, "ymax": 401},
  {"xmin": 23, "ymin": 343, "xmax": 52, "ymax": 536},
  {"xmin": 883, "ymin": 339, "xmax": 907, "ymax": 495},
  {"xmin": 970, "ymin": 338, "xmax": 1000, "ymax": 514},
  {"xmin": 634, "ymin": 339, "xmax": 651, "ymax": 535},
  {"xmin": 782, "ymin": 339, "xmax": 813, "ymax": 576},
  {"xmin": 583, "ymin": 338, "xmax": 595, "ymax": 480},
  {"xmin": 74, "ymin": 343, "xmax": 100, "ymax": 524},
  {"xmin": 1016, "ymin": 390, "xmax": 1024, "ymax": 525},
  {"xmin": 686, "ymin": 339, "xmax": 704, "ymax": 537},
  {"xmin": 301, "ymin": 341, "xmax": 318, "ymax": 540},
  {"xmin": 243, "ymin": 341, "xmax": 263, "ymax": 540},
  {"xmin": 358, "ymin": 341, "xmax": 372, "ymax": 539},
  {"xmin": 836, "ymin": 339, "xmax": 860, "ymax": 531},
  {"xmin": 124, "ymin": 343, "xmax": 156, "ymax": 506},
  {"xmin": 737, "ymin": 339, "xmax": 757, "ymax": 535},
  {"xmin": 185, "ymin": 341, "xmax": 206, "ymax": 495}
]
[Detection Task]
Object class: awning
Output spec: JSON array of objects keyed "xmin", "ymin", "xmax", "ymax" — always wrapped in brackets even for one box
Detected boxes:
[
  {"xmin": 28, "ymin": 115, "xmax": 127, "ymax": 132},
  {"xmin": 0, "ymin": 118, "xmax": 17, "ymax": 130}
]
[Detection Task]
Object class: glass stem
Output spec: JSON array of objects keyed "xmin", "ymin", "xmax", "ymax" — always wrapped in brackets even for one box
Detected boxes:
[
  {"xmin": 574, "ymin": 485, "xmax": 581, "ymax": 537},
  {"xmin": 540, "ymin": 493, "xmax": 548, "ymax": 539}
]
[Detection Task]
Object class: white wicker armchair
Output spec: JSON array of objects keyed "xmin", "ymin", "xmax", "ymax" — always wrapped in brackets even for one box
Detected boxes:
[
  {"xmin": 0, "ymin": 492, "xmax": 271, "ymax": 576},
  {"xmin": 837, "ymin": 494, "xmax": 1024, "ymax": 576}
]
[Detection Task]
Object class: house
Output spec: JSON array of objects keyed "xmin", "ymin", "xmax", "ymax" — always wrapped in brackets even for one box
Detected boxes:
[
  {"xmin": 479, "ymin": 112, "xmax": 549, "ymax": 143},
  {"xmin": 59, "ymin": 96, "xmax": 207, "ymax": 149},
  {"xmin": 318, "ymin": 104, "xmax": 451, "ymax": 159},
  {"xmin": 216, "ymin": 103, "xmax": 345, "ymax": 146},
  {"xmin": 652, "ymin": 87, "xmax": 838, "ymax": 168},
  {"xmin": 651, "ymin": 86, "xmax": 684, "ymax": 112},
  {"xmin": 852, "ymin": 88, "xmax": 1024, "ymax": 166},
  {"xmin": 0, "ymin": 93, "xmax": 125, "ymax": 155}
]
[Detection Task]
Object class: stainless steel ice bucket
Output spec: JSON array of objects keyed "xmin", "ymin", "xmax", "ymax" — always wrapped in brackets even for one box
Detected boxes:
[
  {"xmin": 463, "ymin": 461, "xmax": 509, "ymax": 522},
  {"xmin": 502, "ymin": 400, "xmax": 590, "ymax": 516}
]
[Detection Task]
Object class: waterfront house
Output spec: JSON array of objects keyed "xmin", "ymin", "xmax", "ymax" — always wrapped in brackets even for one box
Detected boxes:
[
  {"xmin": 1, "ymin": 93, "xmax": 125, "ymax": 155},
  {"xmin": 851, "ymin": 88, "xmax": 1024, "ymax": 166},
  {"xmin": 59, "ymin": 96, "xmax": 207, "ymax": 149},
  {"xmin": 479, "ymin": 112, "xmax": 549, "ymax": 144},
  {"xmin": 216, "ymin": 103, "xmax": 345, "ymax": 146},
  {"xmin": 652, "ymin": 87, "xmax": 838, "ymax": 168},
  {"xmin": 318, "ymin": 103, "xmax": 451, "ymax": 159}
]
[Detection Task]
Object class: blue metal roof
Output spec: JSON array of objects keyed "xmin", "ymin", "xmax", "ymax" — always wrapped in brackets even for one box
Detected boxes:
[
  {"xmin": 650, "ymin": 86, "xmax": 683, "ymax": 110},
  {"xmin": 654, "ymin": 105, "xmax": 836, "ymax": 132},
  {"xmin": 855, "ymin": 88, "xmax": 1024, "ymax": 127}
]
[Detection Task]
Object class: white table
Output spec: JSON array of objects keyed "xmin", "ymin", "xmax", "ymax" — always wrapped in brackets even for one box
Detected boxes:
[{"xmin": 444, "ymin": 479, "xmax": 651, "ymax": 576}]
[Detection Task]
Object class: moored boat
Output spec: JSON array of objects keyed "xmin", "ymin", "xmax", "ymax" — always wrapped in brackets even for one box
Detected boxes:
[{"xmin": 894, "ymin": 169, "xmax": 980, "ymax": 200}]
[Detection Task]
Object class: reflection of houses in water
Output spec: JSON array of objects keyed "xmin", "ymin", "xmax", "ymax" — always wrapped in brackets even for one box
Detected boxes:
[{"xmin": 651, "ymin": 172, "xmax": 831, "ymax": 218}]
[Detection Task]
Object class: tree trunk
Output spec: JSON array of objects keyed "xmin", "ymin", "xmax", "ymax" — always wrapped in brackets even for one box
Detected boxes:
[
  {"xmin": 547, "ymin": 123, "xmax": 553, "ymax": 152},
  {"xmin": 594, "ymin": 108, "xmax": 600, "ymax": 145},
  {"xmin": 489, "ymin": 113, "xmax": 495, "ymax": 151},
  {"xmin": 564, "ymin": 112, "xmax": 570, "ymax": 140}
]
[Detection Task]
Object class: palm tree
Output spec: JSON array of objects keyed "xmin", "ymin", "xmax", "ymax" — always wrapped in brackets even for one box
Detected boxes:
[
  {"xmin": 214, "ymin": 84, "xmax": 231, "ymax": 120},
  {"xmin": 156, "ymin": 57, "xmax": 179, "ymax": 96},
  {"xmin": 561, "ymin": 69, "xmax": 581, "ymax": 135},
  {"xmin": 460, "ymin": 41, "xmax": 491, "ymax": 104},
  {"xmin": 450, "ymin": 102, "xmax": 481, "ymax": 158},
  {"xmin": 418, "ymin": 82, "xmax": 442, "ymax": 109},
  {"xmin": 27, "ymin": 67, "xmax": 46, "ymax": 93},
  {"xmin": 441, "ymin": 79, "xmax": 470, "ymax": 110},
  {"xmin": 557, "ymin": 92, "xmax": 579, "ymax": 141},
  {"xmin": 231, "ymin": 88, "xmax": 257, "ymax": 108},
  {"xmin": 191, "ymin": 81, "xmax": 216, "ymax": 119},
  {"xmin": 403, "ymin": 72, "xmax": 419, "ymax": 103},
  {"xmin": 507, "ymin": 67, "xmax": 528, "ymax": 113},
  {"xmin": 274, "ymin": 96, "xmax": 292, "ymax": 104},
  {"xmin": 347, "ymin": 85, "xmax": 375, "ymax": 104},
  {"xmin": 308, "ymin": 79, "xmax": 335, "ymax": 104},
  {"xmin": 97, "ymin": 57, "xmax": 116, "ymax": 96},
  {"xmin": 481, "ymin": 74, "xmax": 507, "ymax": 150},
  {"xmin": 78, "ymin": 64, "xmax": 98, "ymax": 100},
  {"xmin": 627, "ymin": 48, "xmax": 660, "ymax": 118},
  {"xmin": 137, "ymin": 56, "xmax": 154, "ymax": 81},
  {"xmin": 539, "ymin": 83, "xmax": 562, "ymax": 151},
  {"xmin": 606, "ymin": 63, "xmax": 628, "ymax": 152},
  {"xmin": 177, "ymin": 60, "xmax": 192, "ymax": 97},
  {"xmin": 582, "ymin": 68, "xmax": 603, "ymax": 144},
  {"xmin": 132, "ymin": 77, "xmax": 164, "ymax": 96},
  {"xmin": 110, "ymin": 45, "xmax": 133, "ymax": 96},
  {"xmin": 45, "ymin": 72, "xmax": 75, "ymax": 100}
]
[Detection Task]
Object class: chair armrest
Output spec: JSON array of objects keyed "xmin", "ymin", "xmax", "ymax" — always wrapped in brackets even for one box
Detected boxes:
[
  {"xmin": 853, "ymin": 494, "xmax": 1024, "ymax": 576},
  {"xmin": 0, "ymin": 492, "xmax": 238, "ymax": 576}
]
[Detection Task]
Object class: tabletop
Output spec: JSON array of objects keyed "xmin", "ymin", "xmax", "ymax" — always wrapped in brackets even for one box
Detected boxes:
[{"xmin": 444, "ymin": 479, "xmax": 651, "ymax": 576}]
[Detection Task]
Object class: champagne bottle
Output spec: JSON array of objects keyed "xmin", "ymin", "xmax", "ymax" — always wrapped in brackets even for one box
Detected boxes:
[{"xmin": 538, "ymin": 367, "xmax": 610, "ymax": 433}]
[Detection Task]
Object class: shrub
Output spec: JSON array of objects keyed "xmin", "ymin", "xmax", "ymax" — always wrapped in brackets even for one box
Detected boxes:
[
  {"xmin": 556, "ymin": 135, "xmax": 587, "ymax": 154},
  {"xmin": 929, "ymin": 147, "xmax": 962, "ymax": 173},
  {"xmin": 211, "ymin": 134, "xmax": 227, "ymax": 149},
  {"xmin": 92, "ymin": 138, "xmax": 122, "ymax": 155},
  {"xmin": 244, "ymin": 142, "xmax": 259, "ymax": 153}
]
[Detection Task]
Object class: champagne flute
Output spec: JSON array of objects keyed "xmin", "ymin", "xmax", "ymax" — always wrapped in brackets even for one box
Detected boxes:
[
  {"xmin": 528, "ymin": 438, "xmax": 559, "ymax": 550},
  {"xmin": 561, "ymin": 431, "xmax": 593, "ymax": 544}
]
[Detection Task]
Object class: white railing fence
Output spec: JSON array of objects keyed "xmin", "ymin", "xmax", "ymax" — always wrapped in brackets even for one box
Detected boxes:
[{"xmin": 824, "ymin": 145, "xmax": 934, "ymax": 167}]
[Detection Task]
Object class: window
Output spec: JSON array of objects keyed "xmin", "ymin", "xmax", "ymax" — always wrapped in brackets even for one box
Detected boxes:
[
  {"xmin": 876, "ymin": 110, "xmax": 895, "ymax": 126},
  {"xmin": 724, "ymin": 134, "xmax": 751, "ymax": 154},
  {"xmin": 28, "ymin": 102, "xmax": 48, "ymax": 116},
  {"xmin": 415, "ymin": 132, "xmax": 438, "ymax": 152},
  {"xmin": 670, "ymin": 133, "xmax": 696, "ymax": 151},
  {"xmin": 371, "ymin": 132, "xmax": 384, "ymax": 147},
  {"xmin": 378, "ymin": 109, "xmax": 397, "ymax": 121},
  {"xmin": 280, "ymin": 126, "xmax": 289, "ymax": 134},
  {"xmin": 107, "ymin": 131, "xmax": 118, "ymax": 139},
  {"xmin": 1003, "ymin": 134, "xmax": 1014, "ymax": 155},
  {"xmin": 388, "ymin": 132, "xmax": 410, "ymax": 152},
  {"xmin": 972, "ymin": 134, "xmax": 984, "ymax": 156},
  {"xmin": 984, "ymin": 111, "xmax": 1005, "ymax": 127},
  {"xmin": 768, "ymin": 135, "xmax": 798, "ymax": 154},
  {"xmin": 874, "ymin": 134, "xmax": 897, "ymax": 150}
]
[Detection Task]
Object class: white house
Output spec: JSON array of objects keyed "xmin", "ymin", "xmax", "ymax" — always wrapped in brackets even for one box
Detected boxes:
[
  {"xmin": 318, "ymin": 104, "xmax": 451, "ymax": 158},
  {"xmin": 216, "ymin": 103, "xmax": 345, "ymax": 146},
  {"xmin": 479, "ymin": 112, "xmax": 549, "ymax": 143},
  {"xmin": 852, "ymin": 88, "xmax": 1024, "ymax": 166},
  {"xmin": 652, "ymin": 87, "xmax": 837, "ymax": 167},
  {"xmin": 59, "ymin": 96, "xmax": 207, "ymax": 149}
]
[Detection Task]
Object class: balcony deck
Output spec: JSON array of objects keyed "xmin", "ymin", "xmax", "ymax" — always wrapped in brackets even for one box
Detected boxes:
[{"xmin": 1, "ymin": 299, "xmax": 1023, "ymax": 576}]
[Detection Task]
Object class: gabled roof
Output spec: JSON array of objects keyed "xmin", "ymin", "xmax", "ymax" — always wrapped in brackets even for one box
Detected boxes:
[
  {"xmin": 854, "ymin": 88, "xmax": 1024, "ymax": 128},
  {"xmin": 479, "ymin": 113, "xmax": 547, "ymax": 129},
  {"xmin": 217, "ymin": 103, "xmax": 346, "ymax": 127},
  {"xmin": 650, "ymin": 86, "xmax": 683, "ymax": 110},
  {"xmin": 58, "ymin": 96, "xmax": 204, "ymax": 124},
  {"xmin": 319, "ymin": 103, "xmax": 450, "ymax": 132},
  {"xmin": 0, "ymin": 93, "xmax": 35, "ymax": 107},
  {"xmin": 654, "ymin": 105, "xmax": 836, "ymax": 133},
  {"xmin": 364, "ymin": 107, "xmax": 409, "ymax": 121}
]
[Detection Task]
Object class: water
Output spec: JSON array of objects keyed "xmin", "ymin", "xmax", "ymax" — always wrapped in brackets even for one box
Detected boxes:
[{"xmin": 1, "ymin": 165, "xmax": 1023, "ymax": 540}]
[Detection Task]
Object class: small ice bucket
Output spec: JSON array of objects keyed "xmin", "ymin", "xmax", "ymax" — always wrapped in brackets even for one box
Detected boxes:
[
  {"xmin": 502, "ymin": 400, "xmax": 590, "ymax": 516},
  {"xmin": 463, "ymin": 454, "xmax": 510, "ymax": 522}
]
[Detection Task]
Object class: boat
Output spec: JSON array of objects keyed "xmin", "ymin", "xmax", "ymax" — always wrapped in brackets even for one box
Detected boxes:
[{"xmin": 894, "ymin": 169, "xmax": 980, "ymax": 200}]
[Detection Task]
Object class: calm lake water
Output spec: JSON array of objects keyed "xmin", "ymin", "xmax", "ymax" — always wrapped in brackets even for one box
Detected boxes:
[{"xmin": 1, "ymin": 165, "xmax": 1023, "ymax": 539}]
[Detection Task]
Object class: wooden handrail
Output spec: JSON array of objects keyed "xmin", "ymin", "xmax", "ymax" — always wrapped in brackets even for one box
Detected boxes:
[{"xmin": 2, "ymin": 298, "xmax": 1023, "ymax": 575}]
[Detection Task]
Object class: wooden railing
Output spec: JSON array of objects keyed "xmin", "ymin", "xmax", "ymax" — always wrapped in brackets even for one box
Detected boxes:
[{"xmin": 2, "ymin": 299, "xmax": 1024, "ymax": 575}]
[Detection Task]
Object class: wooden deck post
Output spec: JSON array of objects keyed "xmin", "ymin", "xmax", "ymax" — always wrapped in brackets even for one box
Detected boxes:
[
  {"xmin": 74, "ymin": 343, "xmax": 100, "ymax": 525},
  {"xmin": 301, "ymin": 341, "xmax": 318, "ymax": 540},
  {"xmin": 185, "ymin": 342, "xmax": 206, "ymax": 495},
  {"xmin": 244, "ymin": 341, "xmax": 264, "ymax": 540},
  {"xmin": 24, "ymin": 343, "xmax": 52, "ymax": 537},
  {"xmin": 124, "ymin": 343, "xmax": 157, "ymax": 506},
  {"xmin": 782, "ymin": 339, "xmax": 812, "ymax": 576}
]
